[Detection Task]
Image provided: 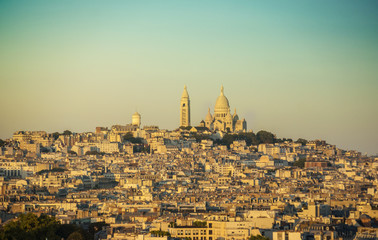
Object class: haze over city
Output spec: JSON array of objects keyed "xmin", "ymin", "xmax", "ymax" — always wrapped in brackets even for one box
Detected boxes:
[{"xmin": 0, "ymin": 0, "xmax": 377, "ymax": 155}]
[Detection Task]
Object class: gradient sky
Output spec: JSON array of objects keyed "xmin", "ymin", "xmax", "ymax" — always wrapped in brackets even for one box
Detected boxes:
[{"xmin": 0, "ymin": 1, "xmax": 377, "ymax": 155}]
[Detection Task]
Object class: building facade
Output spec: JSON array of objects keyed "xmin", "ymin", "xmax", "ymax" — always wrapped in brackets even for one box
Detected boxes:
[{"xmin": 201, "ymin": 86, "xmax": 247, "ymax": 133}]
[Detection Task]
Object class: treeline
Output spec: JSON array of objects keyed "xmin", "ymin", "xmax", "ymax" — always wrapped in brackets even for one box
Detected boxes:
[
  {"xmin": 36, "ymin": 168, "xmax": 67, "ymax": 175},
  {"xmin": 193, "ymin": 131, "xmax": 308, "ymax": 148},
  {"xmin": 217, "ymin": 131, "xmax": 278, "ymax": 147},
  {"xmin": 51, "ymin": 130, "xmax": 73, "ymax": 140},
  {"xmin": 0, "ymin": 212, "xmax": 107, "ymax": 240}
]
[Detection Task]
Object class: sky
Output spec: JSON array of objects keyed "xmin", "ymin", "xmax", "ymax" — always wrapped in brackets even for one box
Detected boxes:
[{"xmin": 0, "ymin": 1, "xmax": 377, "ymax": 155}]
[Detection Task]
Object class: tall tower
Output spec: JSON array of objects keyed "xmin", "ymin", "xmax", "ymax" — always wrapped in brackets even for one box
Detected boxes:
[
  {"xmin": 180, "ymin": 85, "xmax": 191, "ymax": 127},
  {"xmin": 132, "ymin": 111, "xmax": 141, "ymax": 128}
]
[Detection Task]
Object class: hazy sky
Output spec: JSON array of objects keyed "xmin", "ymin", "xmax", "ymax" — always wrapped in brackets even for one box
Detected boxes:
[{"xmin": 0, "ymin": 1, "xmax": 377, "ymax": 155}]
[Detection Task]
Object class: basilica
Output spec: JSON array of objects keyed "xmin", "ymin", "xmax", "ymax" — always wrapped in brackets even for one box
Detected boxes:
[{"xmin": 180, "ymin": 86, "xmax": 247, "ymax": 133}]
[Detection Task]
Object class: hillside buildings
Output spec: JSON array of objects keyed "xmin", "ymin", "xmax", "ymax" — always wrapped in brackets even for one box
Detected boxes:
[{"xmin": 0, "ymin": 87, "xmax": 377, "ymax": 240}]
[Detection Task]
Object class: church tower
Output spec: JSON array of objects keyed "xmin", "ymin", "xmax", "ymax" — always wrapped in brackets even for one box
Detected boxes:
[{"xmin": 180, "ymin": 85, "xmax": 191, "ymax": 127}]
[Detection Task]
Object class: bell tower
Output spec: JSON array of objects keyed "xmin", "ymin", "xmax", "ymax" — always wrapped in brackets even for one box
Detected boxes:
[{"xmin": 180, "ymin": 85, "xmax": 191, "ymax": 127}]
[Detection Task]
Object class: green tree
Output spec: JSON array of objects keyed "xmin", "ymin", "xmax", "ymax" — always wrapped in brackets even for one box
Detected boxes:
[
  {"xmin": 179, "ymin": 126, "xmax": 192, "ymax": 131},
  {"xmin": 293, "ymin": 157, "xmax": 306, "ymax": 168},
  {"xmin": 52, "ymin": 132, "xmax": 60, "ymax": 140},
  {"xmin": 63, "ymin": 130, "xmax": 72, "ymax": 135},
  {"xmin": 256, "ymin": 130, "xmax": 276, "ymax": 144},
  {"xmin": 193, "ymin": 221, "xmax": 207, "ymax": 227},
  {"xmin": 168, "ymin": 222, "xmax": 177, "ymax": 228},
  {"xmin": 296, "ymin": 138, "xmax": 308, "ymax": 146},
  {"xmin": 192, "ymin": 133, "xmax": 211, "ymax": 143},
  {"xmin": 0, "ymin": 213, "xmax": 93, "ymax": 240},
  {"xmin": 88, "ymin": 222, "xmax": 109, "ymax": 240},
  {"xmin": 55, "ymin": 224, "xmax": 82, "ymax": 240},
  {"xmin": 150, "ymin": 230, "xmax": 171, "ymax": 237},
  {"xmin": 123, "ymin": 132, "xmax": 143, "ymax": 144},
  {"xmin": 0, "ymin": 139, "xmax": 5, "ymax": 147},
  {"xmin": 85, "ymin": 151, "xmax": 104, "ymax": 156},
  {"xmin": 37, "ymin": 168, "xmax": 67, "ymax": 175},
  {"xmin": 67, "ymin": 230, "xmax": 85, "ymax": 240},
  {"xmin": 68, "ymin": 150, "xmax": 77, "ymax": 155},
  {"xmin": 235, "ymin": 132, "xmax": 258, "ymax": 146},
  {"xmin": 219, "ymin": 134, "xmax": 236, "ymax": 147},
  {"xmin": 0, "ymin": 213, "xmax": 60, "ymax": 240}
]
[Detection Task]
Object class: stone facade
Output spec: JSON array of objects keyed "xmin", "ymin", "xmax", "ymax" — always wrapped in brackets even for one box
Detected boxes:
[
  {"xmin": 180, "ymin": 85, "xmax": 191, "ymax": 127},
  {"xmin": 201, "ymin": 86, "xmax": 247, "ymax": 133}
]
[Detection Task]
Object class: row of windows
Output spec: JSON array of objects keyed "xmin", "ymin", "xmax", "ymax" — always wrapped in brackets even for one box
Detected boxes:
[
  {"xmin": 176, "ymin": 236, "xmax": 212, "ymax": 240},
  {"xmin": 176, "ymin": 230, "xmax": 213, "ymax": 236}
]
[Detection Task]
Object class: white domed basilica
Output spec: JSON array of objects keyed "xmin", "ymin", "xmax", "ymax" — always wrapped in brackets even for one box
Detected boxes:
[{"xmin": 200, "ymin": 86, "xmax": 247, "ymax": 132}]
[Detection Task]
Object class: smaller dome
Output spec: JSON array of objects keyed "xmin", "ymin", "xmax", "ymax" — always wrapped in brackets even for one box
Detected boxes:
[
  {"xmin": 132, "ymin": 112, "xmax": 141, "ymax": 117},
  {"xmin": 205, "ymin": 108, "xmax": 212, "ymax": 121},
  {"xmin": 233, "ymin": 108, "xmax": 239, "ymax": 121}
]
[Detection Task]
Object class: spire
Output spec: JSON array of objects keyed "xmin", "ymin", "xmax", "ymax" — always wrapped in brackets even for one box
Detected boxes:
[
  {"xmin": 180, "ymin": 85, "xmax": 191, "ymax": 127},
  {"xmin": 220, "ymin": 85, "xmax": 224, "ymax": 95},
  {"xmin": 205, "ymin": 107, "xmax": 212, "ymax": 121},
  {"xmin": 234, "ymin": 108, "xmax": 237, "ymax": 114},
  {"xmin": 181, "ymin": 85, "xmax": 189, "ymax": 98}
]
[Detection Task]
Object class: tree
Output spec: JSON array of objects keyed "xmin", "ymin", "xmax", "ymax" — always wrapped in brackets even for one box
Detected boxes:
[
  {"xmin": 168, "ymin": 222, "xmax": 177, "ymax": 228},
  {"xmin": 293, "ymin": 157, "xmax": 306, "ymax": 168},
  {"xmin": 0, "ymin": 213, "xmax": 93, "ymax": 240},
  {"xmin": 219, "ymin": 134, "xmax": 236, "ymax": 147},
  {"xmin": 67, "ymin": 230, "xmax": 85, "ymax": 240},
  {"xmin": 192, "ymin": 133, "xmax": 211, "ymax": 143},
  {"xmin": 55, "ymin": 224, "xmax": 82, "ymax": 240},
  {"xmin": 0, "ymin": 213, "xmax": 60, "ymax": 240},
  {"xmin": 235, "ymin": 132, "xmax": 258, "ymax": 146},
  {"xmin": 63, "ymin": 130, "xmax": 72, "ymax": 135},
  {"xmin": 88, "ymin": 222, "xmax": 109, "ymax": 240},
  {"xmin": 40, "ymin": 147, "xmax": 50, "ymax": 153},
  {"xmin": 85, "ymin": 151, "xmax": 104, "ymax": 156},
  {"xmin": 150, "ymin": 230, "xmax": 171, "ymax": 237},
  {"xmin": 256, "ymin": 130, "xmax": 276, "ymax": 144},
  {"xmin": 0, "ymin": 139, "xmax": 5, "ymax": 147},
  {"xmin": 52, "ymin": 132, "xmax": 60, "ymax": 140},
  {"xmin": 123, "ymin": 132, "xmax": 143, "ymax": 144},
  {"xmin": 37, "ymin": 168, "xmax": 66, "ymax": 175},
  {"xmin": 179, "ymin": 126, "xmax": 192, "ymax": 131},
  {"xmin": 193, "ymin": 221, "xmax": 207, "ymax": 227},
  {"xmin": 296, "ymin": 138, "xmax": 308, "ymax": 146},
  {"xmin": 68, "ymin": 150, "xmax": 77, "ymax": 155}
]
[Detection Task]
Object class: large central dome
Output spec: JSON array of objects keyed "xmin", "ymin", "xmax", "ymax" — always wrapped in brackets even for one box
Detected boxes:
[{"xmin": 214, "ymin": 86, "xmax": 230, "ymax": 113}]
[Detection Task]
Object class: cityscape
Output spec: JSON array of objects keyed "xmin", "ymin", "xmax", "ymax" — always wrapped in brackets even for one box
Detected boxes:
[
  {"xmin": 0, "ymin": 1, "xmax": 377, "ymax": 240},
  {"xmin": 0, "ymin": 85, "xmax": 377, "ymax": 240}
]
